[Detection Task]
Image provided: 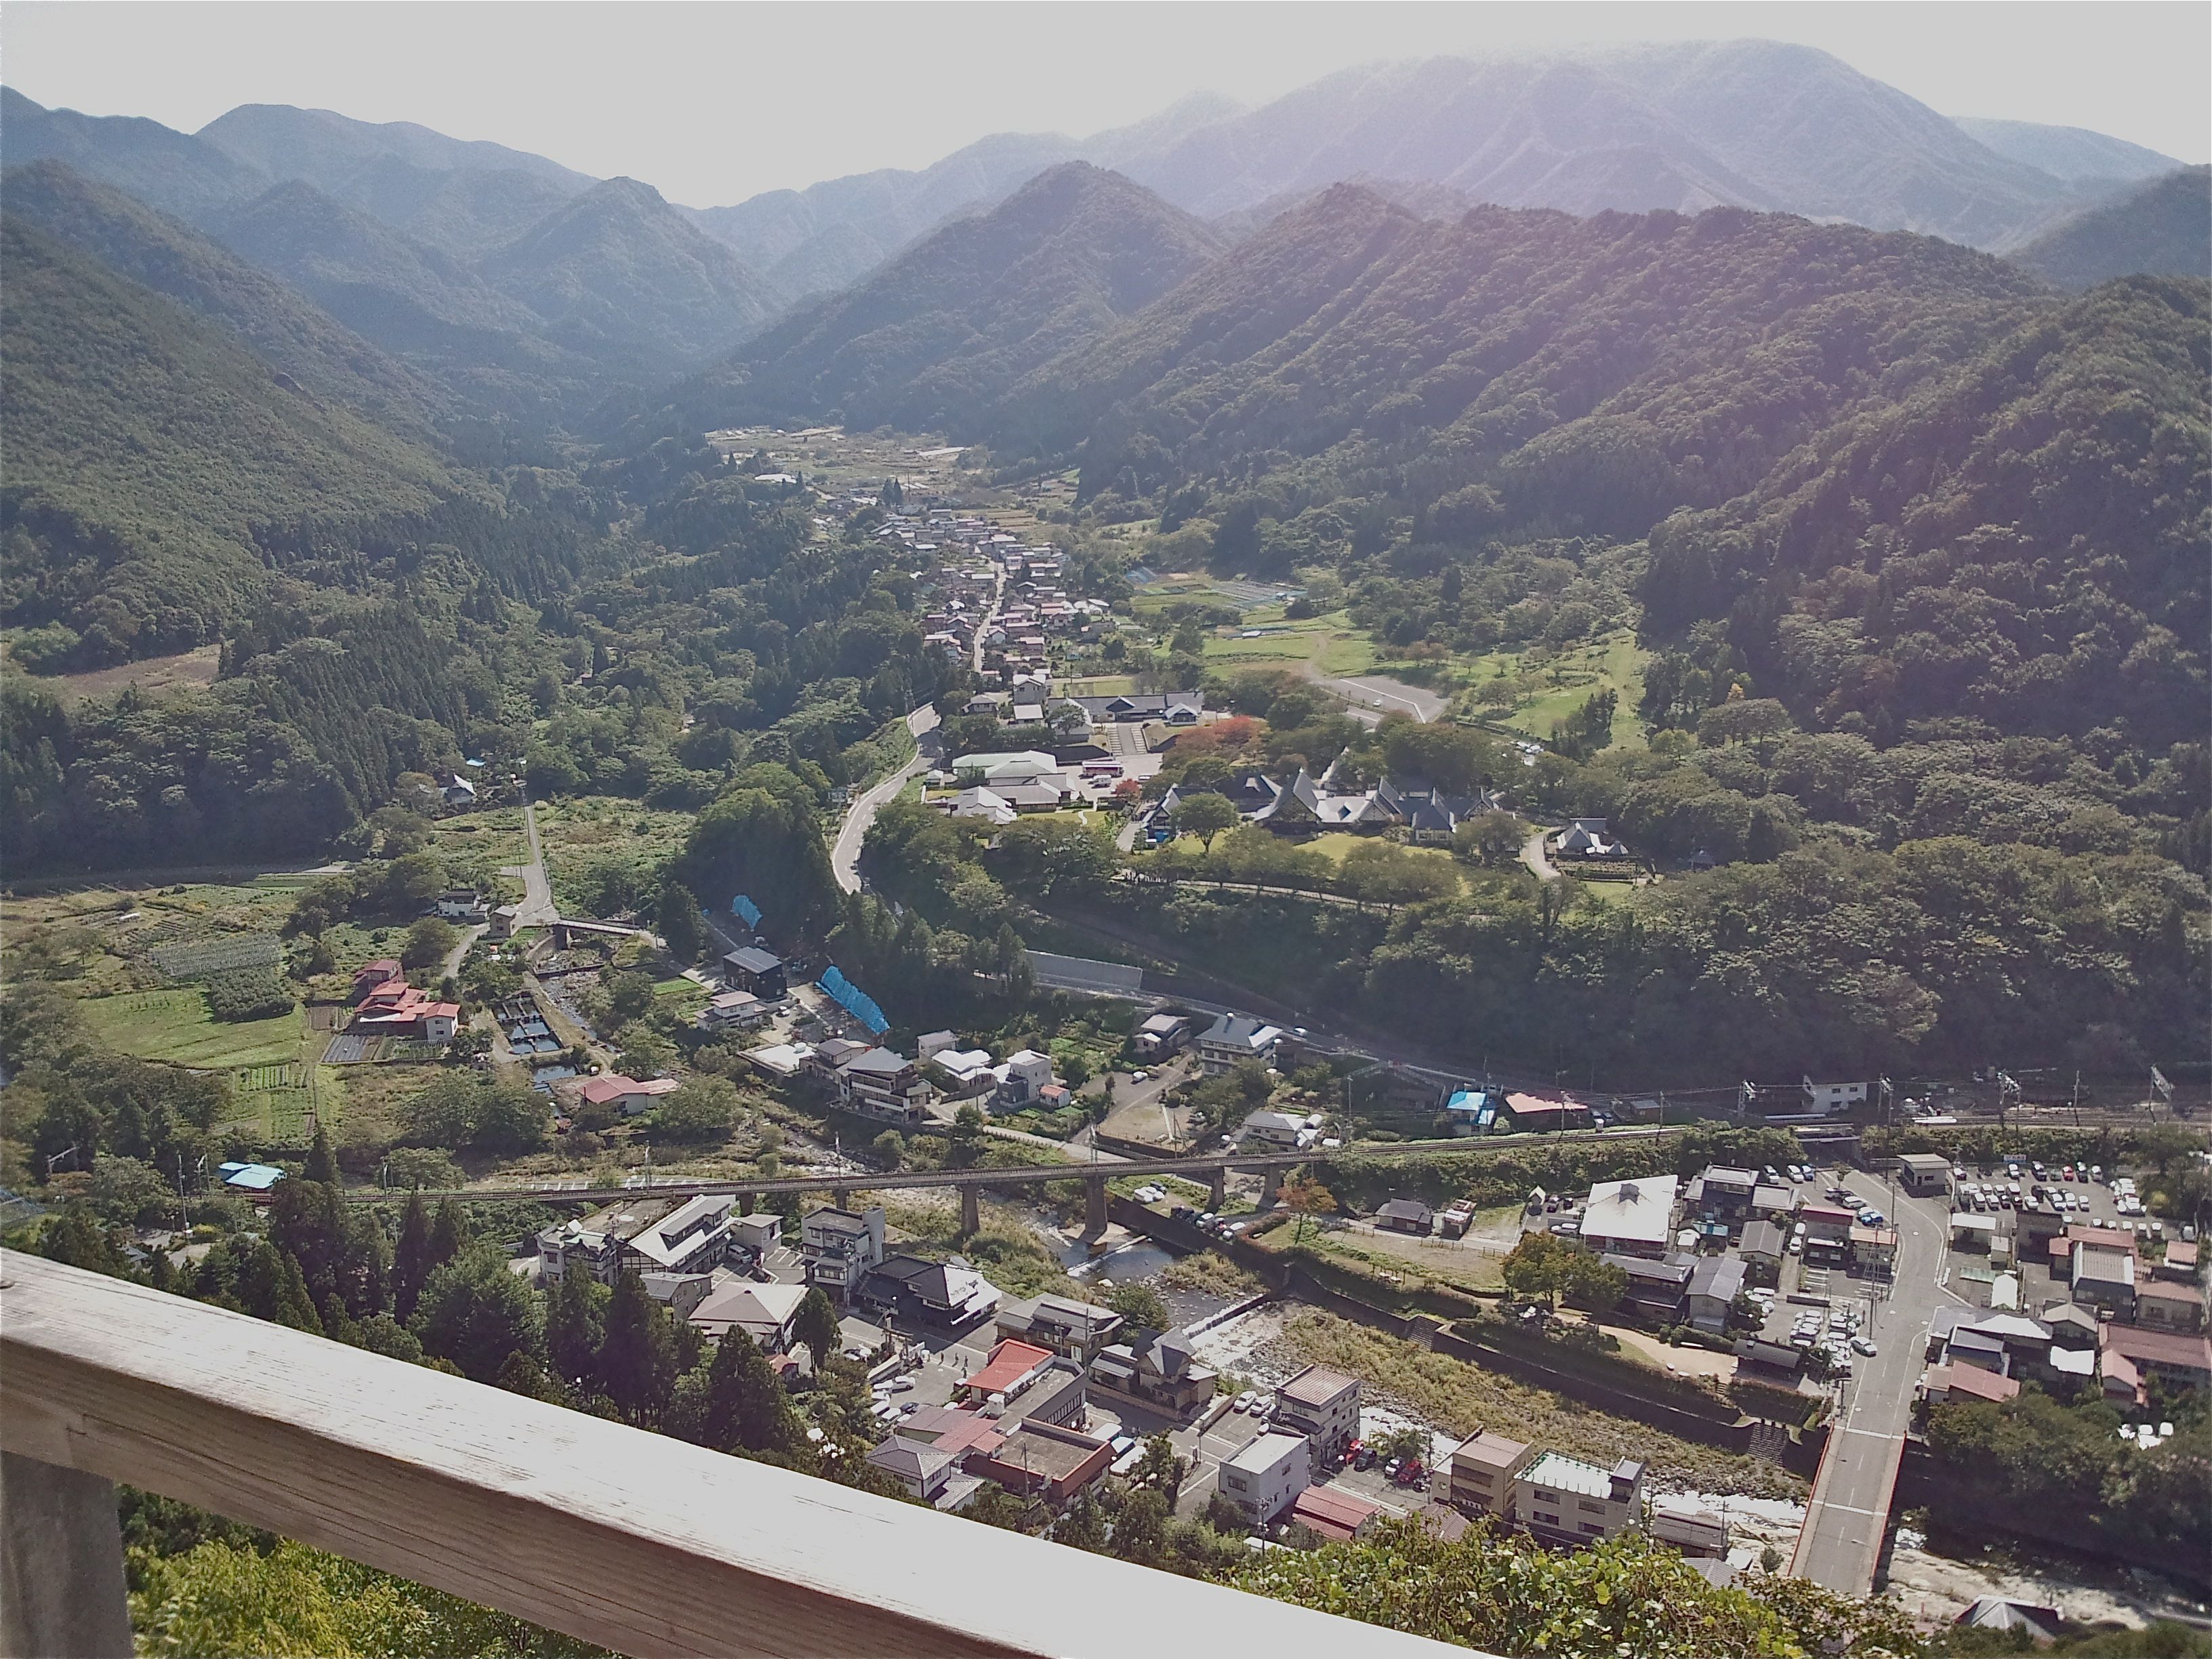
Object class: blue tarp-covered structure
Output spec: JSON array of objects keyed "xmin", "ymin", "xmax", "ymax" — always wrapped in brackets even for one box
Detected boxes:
[
  {"xmin": 817, "ymin": 966, "xmax": 888, "ymax": 1035},
  {"xmin": 731, "ymin": 895, "xmax": 763, "ymax": 927}
]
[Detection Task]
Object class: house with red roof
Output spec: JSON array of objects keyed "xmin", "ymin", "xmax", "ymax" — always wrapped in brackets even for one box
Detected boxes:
[
  {"xmin": 1286, "ymin": 1486, "xmax": 1379, "ymax": 1546},
  {"xmin": 578, "ymin": 1076, "xmax": 681, "ymax": 1116}
]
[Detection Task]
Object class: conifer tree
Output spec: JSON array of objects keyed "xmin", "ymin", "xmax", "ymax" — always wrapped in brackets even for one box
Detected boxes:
[{"xmin": 392, "ymin": 1191, "xmax": 431, "ymax": 1322}]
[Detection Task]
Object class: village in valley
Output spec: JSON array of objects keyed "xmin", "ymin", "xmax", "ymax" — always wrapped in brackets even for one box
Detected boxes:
[{"xmin": 7, "ymin": 428, "xmax": 2205, "ymax": 1652}]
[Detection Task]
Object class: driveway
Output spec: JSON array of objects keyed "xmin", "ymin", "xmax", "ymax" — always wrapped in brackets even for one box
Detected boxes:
[
  {"xmin": 832, "ymin": 704, "xmax": 941, "ymax": 895},
  {"xmin": 1519, "ymin": 828, "xmax": 1560, "ymax": 882}
]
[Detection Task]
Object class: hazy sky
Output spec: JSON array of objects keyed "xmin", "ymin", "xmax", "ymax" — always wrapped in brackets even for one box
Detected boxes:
[{"xmin": 5, "ymin": 2, "xmax": 2206, "ymax": 205}]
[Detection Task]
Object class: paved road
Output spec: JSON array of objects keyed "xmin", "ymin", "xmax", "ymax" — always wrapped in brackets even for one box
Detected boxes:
[
  {"xmin": 503, "ymin": 800, "xmax": 557, "ymax": 927},
  {"xmin": 832, "ymin": 705, "xmax": 942, "ymax": 894},
  {"xmin": 1790, "ymin": 1185, "xmax": 1963, "ymax": 1595},
  {"xmin": 1307, "ymin": 670, "xmax": 1446, "ymax": 724},
  {"xmin": 440, "ymin": 922, "xmax": 488, "ymax": 981}
]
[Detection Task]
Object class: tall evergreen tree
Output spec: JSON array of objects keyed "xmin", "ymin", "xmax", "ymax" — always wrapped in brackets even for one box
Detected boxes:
[
  {"xmin": 391, "ymin": 1191, "xmax": 431, "ymax": 1322},
  {"xmin": 792, "ymin": 1286, "xmax": 843, "ymax": 1370},
  {"xmin": 656, "ymin": 881, "xmax": 705, "ymax": 964},
  {"xmin": 302, "ymin": 1124, "xmax": 337, "ymax": 1185},
  {"xmin": 428, "ymin": 1199, "xmax": 468, "ymax": 1271},
  {"xmin": 670, "ymin": 1333, "xmax": 805, "ymax": 1457},
  {"xmin": 544, "ymin": 1270, "xmax": 609, "ymax": 1395},
  {"xmin": 598, "ymin": 1269, "xmax": 677, "ymax": 1427}
]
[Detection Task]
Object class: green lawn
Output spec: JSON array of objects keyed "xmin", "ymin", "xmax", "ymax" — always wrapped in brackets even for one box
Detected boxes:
[
  {"xmin": 1448, "ymin": 630, "xmax": 1651, "ymax": 747},
  {"xmin": 82, "ymin": 988, "xmax": 306, "ymax": 1069},
  {"xmin": 1303, "ymin": 832, "xmax": 1461, "ymax": 875}
]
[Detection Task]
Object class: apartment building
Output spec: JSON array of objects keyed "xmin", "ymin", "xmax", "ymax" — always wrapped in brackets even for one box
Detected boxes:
[
  {"xmin": 1514, "ymin": 1453, "xmax": 1645, "ymax": 1545},
  {"xmin": 1271, "ymin": 1364, "xmax": 1361, "ymax": 1460}
]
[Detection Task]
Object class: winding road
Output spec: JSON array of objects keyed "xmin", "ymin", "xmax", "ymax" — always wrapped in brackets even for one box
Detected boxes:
[{"xmin": 832, "ymin": 705, "xmax": 941, "ymax": 894}]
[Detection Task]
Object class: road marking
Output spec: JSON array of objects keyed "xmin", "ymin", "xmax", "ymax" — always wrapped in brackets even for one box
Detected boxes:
[{"xmin": 1805, "ymin": 1502, "xmax": 1892, "ymax": 1518}]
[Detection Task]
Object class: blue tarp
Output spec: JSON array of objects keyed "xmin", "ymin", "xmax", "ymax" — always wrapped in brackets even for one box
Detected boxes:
[
  {"xmin": 731, "ymin": 894, "xmax": 763, "ymax": 926},
  {"xmin": 817, "ymin": 965, "xmax": 889, "ymax": 1035}
]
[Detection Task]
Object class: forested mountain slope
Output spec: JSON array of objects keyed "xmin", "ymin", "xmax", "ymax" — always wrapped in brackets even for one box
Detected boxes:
[
  {"xmin": 678, "ymin": 163, "xmax": 1223, "ymax": 433},
  {"xmin": 2011, "ymin": 167, "xmax": 2212, "ymax": 290},
  {"xmin": 476, "ymin": 177, "xmax": 783, "ymax": 375},
  {"xmin": 1, "ymin": 160, "xmax": 446, "ymax": 433},
  {"xmin": 1952, "ymin": 117, "xmax": 2183, "ymax": 186},
  {"xmin": 954, "ymin": 191, "xmax": 2205, "ymax": 853},
  {"xmin": 0, "ymin": 218, "xmax": 458, "ymax": 665},
  {"xmin": 205, "ymin": 180, "xmax": 626, "ymax": 423}
]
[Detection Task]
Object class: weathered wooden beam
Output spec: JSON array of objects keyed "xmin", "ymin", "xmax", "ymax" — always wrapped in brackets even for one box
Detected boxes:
[
  {"xmin": 1, "ymin": 1450, "xmax": 133, "ymax": 1659},
  {"xmin": 0, "ymin": 1251, "xmax": 1461, "ymax": 1659}
]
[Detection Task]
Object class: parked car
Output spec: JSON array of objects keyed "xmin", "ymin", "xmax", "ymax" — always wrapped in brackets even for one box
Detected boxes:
[
  {"xmin": 1851, "ymin": 1336, "xmax": 1877, "ymax": 1356},
  {"xmin": 1234, "ymin": 1390, "xmax": 1258, "ymax": 1414},
  {"xmin": 1353, "ymin": 1444, "xmax": 1376, "ymax": 1471},
  {"xmin": 1111, "ymin": 1435, "xmax": 1137, "ymax": 1458}
]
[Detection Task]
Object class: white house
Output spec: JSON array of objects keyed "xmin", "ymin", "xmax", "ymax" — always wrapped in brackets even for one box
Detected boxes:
[
  {"xmin": 697, "ymin": 989, "xmax": 769, "ymax": 1032},
  {"xmin": 1220, "ymin": 1431, "xmax": 1310, "ymax": 1526},
  {"xmin": 1803, "ymin": 1078, "xmax": 1870, "ymax": 1113},
  {"xmin": 1197, "ymin": 1014, "xmax": 1283, "ymax": 1074},
  {"xmin": 801, "ymin": 1206, "xmax": 886, "ymax": 1296},
  {"xmin": 1240, "ymin": 1109, "xmax": 1316, "ymax": 1151},
  {"xmin": 993, "ymin": 1048, "xmax": 1057, "ymax": 1109},
  {"xmin": 1579, "ymin": 1176, "xmax": 1680, "ymax": 1258},
  {"xmin": 948, "ymin": 785, "xmax": 1018, "ymax": 824}
]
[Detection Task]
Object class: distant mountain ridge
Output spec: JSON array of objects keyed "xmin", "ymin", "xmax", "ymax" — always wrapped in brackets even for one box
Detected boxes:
[
  {"xmin": 2, "ymin": 89, "xmax": 787, "ymax": 422},
  {"xmin": 1952, "ymin": 116, "xmax": 2184, "ymax": 184},
  {"xmin": 680, "ymin": 162, "xmax": 1225, "ymax": 434},
  {"xmin": 682, "ymin": 44, "xmax": 2188, "ymax": 285},
  {"xmin": 2011, "ymin": 166, "xmax": 2212, "ymax": 290}
]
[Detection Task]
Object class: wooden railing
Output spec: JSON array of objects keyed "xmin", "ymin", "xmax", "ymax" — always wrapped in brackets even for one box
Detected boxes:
[{"xmin": 0, "ymin": 1250, "xmax": 1466, "ymax": 1658}]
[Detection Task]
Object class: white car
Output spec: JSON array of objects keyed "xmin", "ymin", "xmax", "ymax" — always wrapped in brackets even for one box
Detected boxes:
[
  {"xmin": 1851, "ymin": 1336, "xmax": 1877, "ymax": 1356},
  {"xmin": 1233, "ymin": 1390, "xmax": 1258, "ymax": 1413}
]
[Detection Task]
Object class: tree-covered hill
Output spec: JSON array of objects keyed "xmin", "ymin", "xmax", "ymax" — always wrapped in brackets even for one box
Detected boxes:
[
  {"xmin": 2011, "ymin": 166, "xmax": 2212, "ymax": 291},
  {"xmin": 1, "ymin": 160, "xmax": 447, "ymax": 434},
  {"xmin": 0, "ymin": 84, "xmax": 267, "ymax": 228},
  {"xmin": 0, "ymin": 218, "xmax": 459, "ymax": 665},
  {"xmin": 1953, "ymin": 117, "xmax": 2184, "ymax": 187},
  {"xmin": 204, "ymin": 180, "xmax": 615, "ymax": 424},
  {"xmin": 1643, "ymin": 275, "xmax": 2211, "ymax": 750},
  {"xmin": 821, "ymin": 187, "xmax": 2205, "ymax": 856},
  {"xmin": 476, "ymin": 177, "xmax": 783, "ymax": 376},
  {"xmin": 676, "ymin": 163, "xmax": 1224, "ymax": 434},
  {"xmin": 1014, "ymin": 188, "xmax": 2045, "ymax": 515}
]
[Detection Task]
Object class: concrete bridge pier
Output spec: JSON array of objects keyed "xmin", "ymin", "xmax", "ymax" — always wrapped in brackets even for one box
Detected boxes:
[
  {"xmin": 1084, "ymin": 1176, "xmax": 1108, "ymax": 1233},
  {"xmin": 960, "ymin": 1185, "xmax": 981, "ymax": 1236},
  {"xmin": 1208, "ymin": 1167, "xmax": 1227, "ymax": 1210},
  {"xmin": 832, "ymin": 1189, "xmax": 849, "ymax": 1211}
]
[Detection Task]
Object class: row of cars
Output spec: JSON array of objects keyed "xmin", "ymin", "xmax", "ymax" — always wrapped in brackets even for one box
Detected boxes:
[{"xmin": 1170, "ymin": 1204, "xmax": 1255, "ymax": 1240}]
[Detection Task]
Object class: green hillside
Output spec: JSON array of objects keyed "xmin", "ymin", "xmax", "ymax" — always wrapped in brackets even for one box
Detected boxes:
[
  {"xmin": 680, "ymin": 162, "xmax": 1224, "ymax": 433},
  {"xmin": 1, "ymin": 159, "xmax": 446, "ymax": 433},
  {"xmin": 2012, "ymin": 165, "xmax": 2212, "ymax": 291},
  {"xmin": 478, "ymin": 176, "xmax": 783, "ymax": 374},
  {"xmin": 1, "ymin": 217, "xmax": 454, "ymax": 664}
]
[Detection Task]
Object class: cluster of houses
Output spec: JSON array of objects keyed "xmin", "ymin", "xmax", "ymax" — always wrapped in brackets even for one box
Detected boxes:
[
  {"xmin": 882, "ymin": 504, "xmax": 1100, "ymax": 677},
  {"xmin": 1922, "ymin": 1221, "xmax": 2208, "ymax": 1410},
  {"xmin": 346, "ymin": 958, "xmax": 460, "ymax": 1046},
  {"xmin": 739, "ymin": 1029, "xmax": 1074, "ymax": 1126},
  {"xmin": 1149, "ymin": 763, "xmax": 1502, "ymax": 844}
]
